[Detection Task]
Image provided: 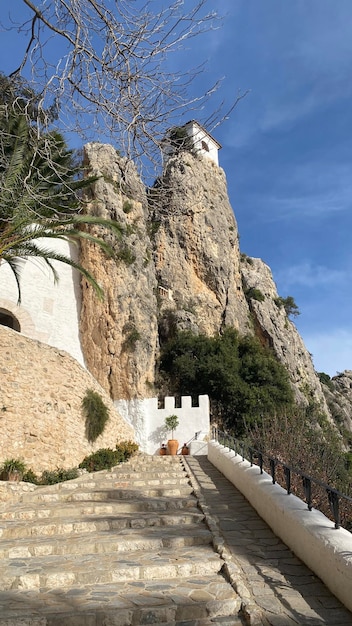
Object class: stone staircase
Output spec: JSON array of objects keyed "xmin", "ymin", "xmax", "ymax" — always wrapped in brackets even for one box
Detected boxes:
[{"xmin": 0, "ymin": 455, "xmax": 245, "ymax": 625}]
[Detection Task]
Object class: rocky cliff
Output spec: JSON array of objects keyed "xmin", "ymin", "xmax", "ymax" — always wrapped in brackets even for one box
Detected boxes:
[
  {"xmin": 150, "ymin": 153, "xmax": 249, "ymax": 336},
  {"xmin": 240, "ymin": 256, "xmax": 329, "ymax": 412},
  {"xmin": 320, "ymin": 371, "xmax": 352, "ymax": 435},
  {"xmin": 79, "ymin": 143, "xmax": 159, "ymax": 399},
  {"xmin": 79, "ymin": 145, "xmax": 334, "ymax": 421}
]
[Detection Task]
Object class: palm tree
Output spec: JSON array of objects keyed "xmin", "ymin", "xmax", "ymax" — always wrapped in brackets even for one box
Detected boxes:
[{"xmin": 0, "ymin": 110, "xmax": 122, "ymax": 302}]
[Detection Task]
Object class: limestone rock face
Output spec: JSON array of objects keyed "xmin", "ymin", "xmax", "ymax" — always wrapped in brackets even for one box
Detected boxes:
[
  {"xmin": 0, "ymin": 326, "xmax": 134, "ymax": 473},
  {"xmin": 79, "ymin": 143, "xmax": 159, "ymax": 399},
  {"xmin": 79, "ymin": 143, "xmax": 338, "ymax": 424},
  {"xmin": 151, "ymin": 153, "xmax": 249, "ymax": 337},
  {"xmin": 241, "ymin": 256, "xmax": 329, "ymax": 412},
  {"xmin": 321, "ymin": 371, "xmax": 352, "ymax": 433}
]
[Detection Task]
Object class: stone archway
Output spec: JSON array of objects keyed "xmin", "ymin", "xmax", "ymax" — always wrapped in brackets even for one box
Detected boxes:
[
  {"xmin": 0, "ymin": 299, "xmax": 36, "ymax": 337},
  {"xmin": 0, "ymin": 308, "xmax": 21, "ymax": 332}
]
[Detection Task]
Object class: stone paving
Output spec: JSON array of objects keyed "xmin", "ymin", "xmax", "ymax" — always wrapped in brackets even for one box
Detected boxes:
[
  {"xmin": 185, "ymin": 455, "xmax": 352, "ymax": 626},
  {"xmin": 0, "ymin": 455, "xmax": 245, "ymax": 625},
  {"xmin": 1, "ymin": 454, "xmax": 352, "ymax": 625}
]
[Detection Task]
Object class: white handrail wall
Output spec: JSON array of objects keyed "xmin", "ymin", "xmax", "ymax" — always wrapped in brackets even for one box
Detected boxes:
[{"xmin": 208, "ymin": 440, "xmax": 352, "ymax": 613}]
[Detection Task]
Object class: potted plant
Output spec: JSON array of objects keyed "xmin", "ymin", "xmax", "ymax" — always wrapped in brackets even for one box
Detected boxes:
[
  {"xmin": 164, "ymin": 414, "xmax": 179, "ymax": 455},
  {"xmin": 0, "ymin": 458, "xmax": 26, "ymax": 482}
]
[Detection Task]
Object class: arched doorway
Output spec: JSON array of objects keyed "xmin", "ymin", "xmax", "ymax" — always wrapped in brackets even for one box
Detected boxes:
[{"xmin": 0, "ymin": 308, "xmax": 21, "ymax": 332}]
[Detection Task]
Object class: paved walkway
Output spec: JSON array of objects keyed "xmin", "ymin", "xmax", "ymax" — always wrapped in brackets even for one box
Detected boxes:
[{"xmin": 185, "ymin": 455, "xmax": 352, "ymax": 626}]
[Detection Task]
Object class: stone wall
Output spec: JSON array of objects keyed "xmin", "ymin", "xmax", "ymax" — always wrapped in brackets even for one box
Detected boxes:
[{"xmin": 0, "ymin": 326, "xmax": 135, "ymax": 473}]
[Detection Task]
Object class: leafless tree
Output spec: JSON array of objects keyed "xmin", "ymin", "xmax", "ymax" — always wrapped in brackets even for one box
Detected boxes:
[{"xmin": 1, "ymin": 0, "xmax": 244, "ymax": 176}]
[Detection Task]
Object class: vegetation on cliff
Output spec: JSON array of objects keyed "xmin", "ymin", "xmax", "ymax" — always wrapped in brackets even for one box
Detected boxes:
[{"xmin": 158, "ymin": 327, "xmax": 294, "ymax": 435}]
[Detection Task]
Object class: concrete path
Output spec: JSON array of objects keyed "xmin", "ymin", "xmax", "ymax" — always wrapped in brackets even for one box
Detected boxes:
[{"xmin": 185, "ymin": 455, "xmax": 352, "ymax": 626}]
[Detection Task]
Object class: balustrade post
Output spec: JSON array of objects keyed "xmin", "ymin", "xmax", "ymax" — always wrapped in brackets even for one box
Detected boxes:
[
  {"xmin": 283, "ymin": 466, "xmax": 291, "ymax": 494},
  {"xmin": 327, "ymin": 489, "xmax": 341, "ymax": 529},
  {"xmin": 270, "ymin": 458, "xmax": 276, "ymax": 484},
  {"xmin": 302, "ymin": 476, "xmax": 312, "ymax": 511}
]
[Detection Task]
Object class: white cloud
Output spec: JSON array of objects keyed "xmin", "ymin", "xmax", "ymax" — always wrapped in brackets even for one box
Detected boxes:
[
  {"xmin": 275, "ymin": 262, "xmax": 346, "ymax": 290},
  {"xmin": 303, "ymin": 328, "xmax": 352, "ymax": 377}
]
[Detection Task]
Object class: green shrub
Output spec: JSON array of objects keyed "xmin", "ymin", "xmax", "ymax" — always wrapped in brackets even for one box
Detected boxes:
[
  {"xmin": 79, "ymin": 441, "xmax": 138, "ymax": 473},
  {"xmin": 79, "ymin": 448, "xmax": 121, "ymax": 472},
  {"xmin": 117, "ymin": 245, "xmax": 136, "ymax": 265},
  {"xmin": 116, "ymin": 440, "xmax": 139, "ymax": 460},
  {"xmin": 168, "ymin": 126, "xmax": 194, "ymax": 153},
  {"xmin": 274, "ymin": 296, "xmax": 300, "ymax": 317},
  {"xmin": 318, "ymin": 372, "xmax": 334, "ymax": 391},
  {"xmin": 240, "ymin": 253, "xmax": 254, "ymax": 265},
  {"xmin": 82, "ymin": 389, "xmax": 109, "ymax": 443},
  {"xmin": 244, "ymin": 287, "xmax": 265, "ymax": 302},
  {"xmin": 158, "ymin": 328, "xmax": 294, "ymax": 436},
  {"xmin": 0, "ymin": 458, "xmax": 26, "ymax": 479},
  {"xmin": 147, "ymin": 220, "xmax": 161, "ymax": 238},
  {"xmin": 22, "ymin": 469, "xmax": 40, "ymax": 484},
  {"xmin": 40, "ymin": 468, "xmax": 79, "ymax": 485},
  {"xmin": 122, "ymin": 200, "xmax": 133, "ymax": 214},
  {"xmin": 122, "ymin": 323, "xmax": 141, "ymax": 350}
]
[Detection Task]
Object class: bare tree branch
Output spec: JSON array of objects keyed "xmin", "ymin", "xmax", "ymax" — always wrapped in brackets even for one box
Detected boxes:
[{"xmin": 1, "ymin": 1, "xmax": 244, "ymax": 176}]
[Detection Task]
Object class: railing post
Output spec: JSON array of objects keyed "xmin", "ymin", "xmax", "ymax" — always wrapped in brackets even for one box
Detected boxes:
[
  {"xmin": 302, "ymin": 476, "xmax": 312, "ymax": 511},
  {"xmin": 327, "ymin": 489, "xmax": 341, "ymax": 529},
  {"xmin": 283, "ymin": 465, "xmax": 291, "ymax": 494},
  {"xmin": 270, "ymin": 458, "xmax": 276, "ymax": 484},
  {"xmin": 258, "ymin": 451, "xmax": 263, "ymax": 474},
  {"xmin": 249, "ymin": 447, "xmax": 253, "ymax": 466}
]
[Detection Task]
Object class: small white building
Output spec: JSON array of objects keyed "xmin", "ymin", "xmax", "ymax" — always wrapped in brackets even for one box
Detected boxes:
[{"xmin": 162, "ymin": 120, "xmax": 221, "ymax": 166}]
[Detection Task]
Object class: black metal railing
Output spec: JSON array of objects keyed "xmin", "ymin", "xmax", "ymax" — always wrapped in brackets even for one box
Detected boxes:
[{"xmin": 212, "ymin": 427, "xmax": 352, "ymax": 530}]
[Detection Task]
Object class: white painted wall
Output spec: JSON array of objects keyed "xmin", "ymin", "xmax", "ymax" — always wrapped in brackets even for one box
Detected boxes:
[
  {"xmin": 0, "ymin": 238, "xmax": 85, "ymax": 365},
  {"xmin": 115, "ymin": 395, "xmax": 210, "ymax": 455},
  {"xmin": 185, "ymin": 121, "xmax": 220, "ymax": 166},
  {"xmin": 208, "ymin": 440, "xmax": 352, "ymax": 614},
  {"xmin": 162, "ymin": 121, "xmax": 220, "ymax": 166}
]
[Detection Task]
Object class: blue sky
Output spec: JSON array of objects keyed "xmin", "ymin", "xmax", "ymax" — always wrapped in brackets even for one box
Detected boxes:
[
  {"xmin": 196, "ymin": 0, "xmax": 352, "ymax": 377},
  {"xmin": 1, "ymin": 1, "xmax": 351, "ymax": 376}
]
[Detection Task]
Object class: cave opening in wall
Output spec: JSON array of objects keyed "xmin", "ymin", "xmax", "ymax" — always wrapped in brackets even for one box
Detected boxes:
[{"xmin": 0, "ymin": 309, "xmax": 21, "ymax": 332}]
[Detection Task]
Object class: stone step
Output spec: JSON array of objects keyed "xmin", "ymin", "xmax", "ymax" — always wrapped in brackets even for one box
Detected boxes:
[
  {"xmin": 0, "ymin": 524, "xmax": 212, "ymax": 558},
  {"xmin": 0, "ymin": 574, "xmax": 243, "ymax": 625},
  {"xmin": 1, "ymin": 546, "xmax": 223, "ymax": 591},
  {"xmin": 22, "ymin": 484, "xmax": 194, "ymax": 504},
  {"xmin": 21, "ymin": 474, "xmax": 190, "ymax": 495},
  {"xmin": 44, "ymin": 476, "xmax": 191, "ymax": 490},
  {"xmin": 1, "ymin": 496, "xmax": 198, "ymax": 522},
  {"xmin": 0, "ymin": 508, "xmax": 204, "ymax": 536},
  {"xmin": 0, "ymin": 454, "xmax": 245, "ymax": 624},
  {"xmin": 71, "ymin": 485, "xmax": 193, "ymax": 500}
]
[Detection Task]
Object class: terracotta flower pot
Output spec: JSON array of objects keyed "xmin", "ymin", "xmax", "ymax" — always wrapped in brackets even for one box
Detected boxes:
[
  {"xmin": 167, "ymin": 439, "xmax": 179, "ymax": 455},
  {"xmin": 160, "ymin": 445, "xmax": 167, "ymax": 456},
  {"xmin": 181, "ymin": 444, "xmax": 189, "ymax": 455}
]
